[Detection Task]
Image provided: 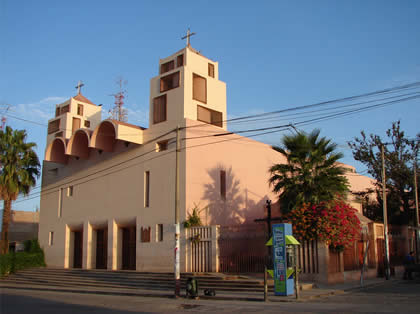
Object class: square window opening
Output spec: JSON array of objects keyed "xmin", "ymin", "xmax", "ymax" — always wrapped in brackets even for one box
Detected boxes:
[
  {"xmin": 156, "ymin": 140, "xmax": 169, "ymax": 152},
  {"xmin": 197, "ymin": 105, "xmax": 223, "ymax": 128},
  {"xmin": 160, "ymin": 71, "xmax": 180, "ymax": 93},
  {"xmin": 160, "ymin": 60, "xmax": 175, "ymax": 74}
]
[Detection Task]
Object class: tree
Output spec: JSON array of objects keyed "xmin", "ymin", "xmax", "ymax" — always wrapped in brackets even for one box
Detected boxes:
[
  {"xmin": 0, "ymin": 126, "xmax": 40, "ymax": 254},
  {"xmin": 269, "ymin": 129, "xmax": 349, "ymax": 214},
  {"xmin": 348, "ymin": 121, "xmax": 419, "ymax": 224}
]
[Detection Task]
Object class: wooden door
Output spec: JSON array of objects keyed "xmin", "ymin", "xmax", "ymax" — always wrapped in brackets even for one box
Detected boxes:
[
  {"xmin": 96, "ymin": 229, "xmax": 108, "ymax": 269},
  {"xmin": 122, "ymin": 227, "xmax": 136, "ymax": 270},
  {"xmin": 73, "ymin": 231, "xmax": 83, "ymax": 268},
  {"xmin": 72, "ymin": 117, "xmax": 81, "ymax": 133}
]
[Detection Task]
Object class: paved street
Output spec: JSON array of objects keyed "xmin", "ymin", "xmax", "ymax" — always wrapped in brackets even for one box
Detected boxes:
[{"xmin": 1, "ymin": 278, "xmax": 419, "ymax": 313}]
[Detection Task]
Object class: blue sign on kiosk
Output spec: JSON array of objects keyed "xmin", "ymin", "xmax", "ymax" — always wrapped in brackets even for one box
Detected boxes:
[{"xmin": 267, "ymin": 223, "xmax": 300, "ymax": 296}]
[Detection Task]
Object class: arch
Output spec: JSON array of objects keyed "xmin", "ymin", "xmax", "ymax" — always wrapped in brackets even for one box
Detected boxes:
[
  {"xmin": 45, "ymin": 138, "xmax": 68, "ymax": 164},
  {"xmin": 90, "ymin": 120, "xmax": 117, "ymax": 152},
  {"xmin": 67, "ymin": 129, "xmax": 91, "ymax": 159}
]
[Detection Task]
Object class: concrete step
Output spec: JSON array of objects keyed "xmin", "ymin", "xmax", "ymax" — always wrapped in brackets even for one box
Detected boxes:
[{"xmin": 6, "ymin": 267, "xmax": 314, "ymax": 293}]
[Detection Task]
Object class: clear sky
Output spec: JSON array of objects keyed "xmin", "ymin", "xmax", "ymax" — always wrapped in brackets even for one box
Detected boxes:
[{"xmin": 1, "ymin": 0, "xmax": 419, "ymax": 212}]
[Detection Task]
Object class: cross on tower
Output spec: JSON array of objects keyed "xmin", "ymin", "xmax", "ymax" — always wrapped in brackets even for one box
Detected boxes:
[
  {"xmin": 75, "ymin": 80, "xmax": 84, "ymax": 94},
  {"xmin": 181, "ymin": 28, "xmax": 196, "ymax": 47}
]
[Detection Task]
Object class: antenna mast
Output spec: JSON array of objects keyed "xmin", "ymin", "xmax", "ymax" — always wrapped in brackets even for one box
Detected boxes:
[
  {"xmin": 0, "ymin": 105, "xmax": 10, "ymax": 130},
  {"xmin": 109, "ymin": 77, "xmax": 128, "ymax": 122}
]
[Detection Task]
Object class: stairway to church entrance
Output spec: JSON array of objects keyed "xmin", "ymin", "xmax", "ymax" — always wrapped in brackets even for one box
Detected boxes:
[
  {"xmin": 122, "ymin": 226, "xmax": 136, "ymax": 270},
  {"xmin": 73, "ymin": 230, "xmax": 83, "ymax": 268},
  {"xmin": 95, "ymin": 228, "xmax": 108, "ymax": 269}
]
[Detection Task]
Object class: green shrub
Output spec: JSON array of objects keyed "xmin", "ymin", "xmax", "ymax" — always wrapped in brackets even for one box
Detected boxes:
[{"xmin": 0, "ymin": 239, "xmax": 46, "ymax": 276}]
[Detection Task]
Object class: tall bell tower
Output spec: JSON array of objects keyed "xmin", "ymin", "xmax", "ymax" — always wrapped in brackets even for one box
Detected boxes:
[{"xmin": 149, "ymin": 44, "xmax": 227, "ymax": 131}]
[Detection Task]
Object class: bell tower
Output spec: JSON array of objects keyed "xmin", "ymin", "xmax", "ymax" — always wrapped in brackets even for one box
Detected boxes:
[{"xmin": 149, "ymin": 45, "xmax": 227, "ymax": 131}]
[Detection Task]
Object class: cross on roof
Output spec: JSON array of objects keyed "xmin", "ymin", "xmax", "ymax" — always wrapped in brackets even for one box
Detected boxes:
[
  {"xmin": 75, "ymin": 80, "xmax": 84, "ymax": 94},
  {"xmin": 181, "ymin": 28, "xmax": 196, "ymax": 47}
]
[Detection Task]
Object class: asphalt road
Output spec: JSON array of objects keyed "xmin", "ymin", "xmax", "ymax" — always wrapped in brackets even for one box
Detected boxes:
[{"xmin": 1, "ymin": 278, "xmax": 419, "ymax": 313}]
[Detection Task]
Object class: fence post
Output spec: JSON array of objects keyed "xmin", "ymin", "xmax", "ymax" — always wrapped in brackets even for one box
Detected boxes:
[
  {"xmin": 264, "ymin": 266, "xmax": 268, "ymax": 302},
  {"xmin": 211, "ymin": 225, "xmax": 219, "ymax": 272}
]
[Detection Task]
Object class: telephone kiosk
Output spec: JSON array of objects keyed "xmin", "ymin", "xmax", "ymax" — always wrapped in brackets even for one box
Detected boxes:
[{"xmin": 266, "ymin": 223, "xmax": 300, "ymax": 296}]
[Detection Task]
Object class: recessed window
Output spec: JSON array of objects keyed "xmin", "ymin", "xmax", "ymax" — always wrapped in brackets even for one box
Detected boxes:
[
  {"xmin": 67, "ymin": 186, "xmax": 73, "ymax": 197},
  {"xmin": 177, "ymin": 54, "xmax": 184, "ymax": 67},
  {"xmin": 156, "ymin": 140, "xmax": 169, "ymax": 152},
  {"xmin": 208, "ymin": 63, "xmax": 215, "ymax": 78},
  {"xmin": 58, "ymin": 188, "xmax": 63, "ymax": 217},
  {"xmin": 144, "ymin": 171, "xmax": 150, "ymax": 207},
  {"xmin": 220, "ymin": 170, "xmax": 226, "ymax": 200},
  {"xmin": 55, "ymin": 131, "xmax": 63, "ymax": 138},
  {"xmin": 84, "ymin": 120, "xmax": 90, "ymax": 128},
  {"xmin": 48, "ymin": 119, "xmax": 60, "ymax": 134},
  {"xmin": 153, "ymin": 95, "xmax": 167, "ymax": 124},
  {"xmin": 141, "ymin": 226, "xmax": 151, "ymax": 242},
  {"xmin": 156, "ymin": 224, "xmax": 163, "ymax": 242},
  {"xmin": 55, "ymin": 107, "xmax": 60, "ymax": 117},
  {"xmin": 193, "ymin": 73, "xmax": 207, "ymax": 104},
  {"xmin": 197, "ymin": 105, "xmax": 223, "ymax": 127},
  {"xmin": 160, "ymin": 71, "xmax": 180, "ymax": 92},
  {"xmin": 77, "ymin": 104, "xmax": 84, "ymax": 116},
  {"xmin": 60, "ymin": 104, "xmax": 70, "ymax": 115},
  {"xmin": 49, "ymin": 231, "xmax": 54, "ymax": 246},
  {"xmin": 160, "ymin": 60, "xmax": 175, "ymax": 74}
]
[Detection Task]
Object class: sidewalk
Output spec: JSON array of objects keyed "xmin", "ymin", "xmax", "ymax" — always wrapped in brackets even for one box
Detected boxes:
[{"xmin": 0, "ymin": 275, "xmax": 398, "ymax": 303}]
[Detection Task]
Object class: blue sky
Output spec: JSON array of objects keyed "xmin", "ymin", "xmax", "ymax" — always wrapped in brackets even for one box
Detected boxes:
[{"xmin": 1, "ymin": 1, "xmax": 419, "ymax": 212}]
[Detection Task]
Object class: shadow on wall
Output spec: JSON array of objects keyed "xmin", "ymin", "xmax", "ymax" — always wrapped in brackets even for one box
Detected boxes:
[{"xmin": 202, "ymin": 164, "xmax": 270, "ymax": 226}]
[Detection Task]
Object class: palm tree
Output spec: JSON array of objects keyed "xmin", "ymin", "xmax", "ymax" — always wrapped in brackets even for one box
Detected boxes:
[
  {"xmin": 0, "ymin": 126, "xmax": 40, "ymax": 254},
  {"xmin": 269, "ymin": 129, "xmax": 349, "ymax": 214}
]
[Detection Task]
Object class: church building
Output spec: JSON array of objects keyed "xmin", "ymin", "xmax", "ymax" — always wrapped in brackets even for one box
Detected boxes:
[{"xmin": 38, "ymin": 43, "xmax": 375, "ymax": 272}]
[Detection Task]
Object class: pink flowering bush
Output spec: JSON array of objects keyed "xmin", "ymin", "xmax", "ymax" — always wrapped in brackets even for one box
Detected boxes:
[{"xmin": 286, "ymin": 199, "xmax": 361, "ymax": 251}]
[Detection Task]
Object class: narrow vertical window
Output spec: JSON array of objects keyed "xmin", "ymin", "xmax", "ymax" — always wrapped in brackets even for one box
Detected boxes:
[
  {"xmin": 156, "ymin": 224, "xmax": 163, "ymax": 242},
  {"xmin": 144, "ymin": 171, "xmax": 150, "ymax": 207},
  {"xmin": 67, "ymin": 186, "xmax": 73, "ymax": 197},
  {"xmin": 153, "ymin": 95, "xmax": 167, "ymax": 124},
  {"xmin": 177, "ymin": 54, "xmax": 184, "ymax": 67},
  {"xmin": 58, "ymin": 188, "xmax": 63, "ymax": 217},
  {"xmin": 77, "ymin": 104, "xmax": 84, "ymax": 115},
  {"xmin": 220, "ymin": 170, "xmax": 226, "ymax": 200},
  {"xmin": 49, "ymin": 231, "xmax": 54, "ymax": 246},
  {"xmin": 208, "ymin": 63, "xmax": 215, "ymax": 78}
]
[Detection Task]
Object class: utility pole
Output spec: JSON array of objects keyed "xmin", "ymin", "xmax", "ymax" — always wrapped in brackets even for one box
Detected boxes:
[
  {"xmin": 414, "ymin": 145, "xmax": 419, "ymax": 263},
  {"xmin": 174, "ymin": 125, "xmax": 181, "ymax": 297},
  {"xmin": 381, "ymin": 144, "xmax": 391, "ymax": 280}
]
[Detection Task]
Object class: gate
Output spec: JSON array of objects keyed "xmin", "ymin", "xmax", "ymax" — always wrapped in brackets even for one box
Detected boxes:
[{"xmin": 187, "ymin": 227, "xmax": 212, "ymax": 272}]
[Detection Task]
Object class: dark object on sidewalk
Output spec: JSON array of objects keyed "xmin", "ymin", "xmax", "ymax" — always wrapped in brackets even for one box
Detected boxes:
[
  {"xmin": 204, "ymin": 289, "xmax": 216, "ymax": 296},
  {"xmin": 186, "ymin": 277, "xmax": 198, "ymax": 298},
  {"xmin": 403, "ymin": 251, "xmax": 415, "ymax": 280}
]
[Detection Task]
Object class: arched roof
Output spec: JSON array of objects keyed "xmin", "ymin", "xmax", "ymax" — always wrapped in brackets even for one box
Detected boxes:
[
  {"xmin": 90, "ymin": 120, "xmax": 117, "ymax": 152},
  {"xmin": 66, "ymin": 129, "xmax": 91, "ymax": 159},
  {"xmin": 45, "ymin": 138, "xmax": 68, "ymax": 164}
]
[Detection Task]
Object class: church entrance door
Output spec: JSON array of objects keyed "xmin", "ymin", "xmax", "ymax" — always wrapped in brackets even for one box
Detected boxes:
[
  {"xmin": 73, "ymin": 230, "xmax": 83, "ymax": 268},
  {"xmin": 96, "ymin": 228, "xmax": 108, "ymax": 269},
  {"xmin": 122, "ymin": 226, "xmax": 136, "ymax": 270}
]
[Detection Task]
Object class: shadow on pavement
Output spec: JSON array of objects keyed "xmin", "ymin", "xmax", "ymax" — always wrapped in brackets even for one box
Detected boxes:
[{"xmin": 1, "ymin": 293, "xmax": 151, "ymax": 314}]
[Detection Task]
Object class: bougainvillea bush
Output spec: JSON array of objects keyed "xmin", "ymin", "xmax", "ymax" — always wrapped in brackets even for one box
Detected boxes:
[{"xmin": 286, "ymin": 199, "xmax": 361, "ymax": 251}]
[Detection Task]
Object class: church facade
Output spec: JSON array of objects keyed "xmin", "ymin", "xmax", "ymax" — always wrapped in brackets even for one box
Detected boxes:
[{"xmin": 38, "ymin": 45, "xmax": 375, "ymax": 272}]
